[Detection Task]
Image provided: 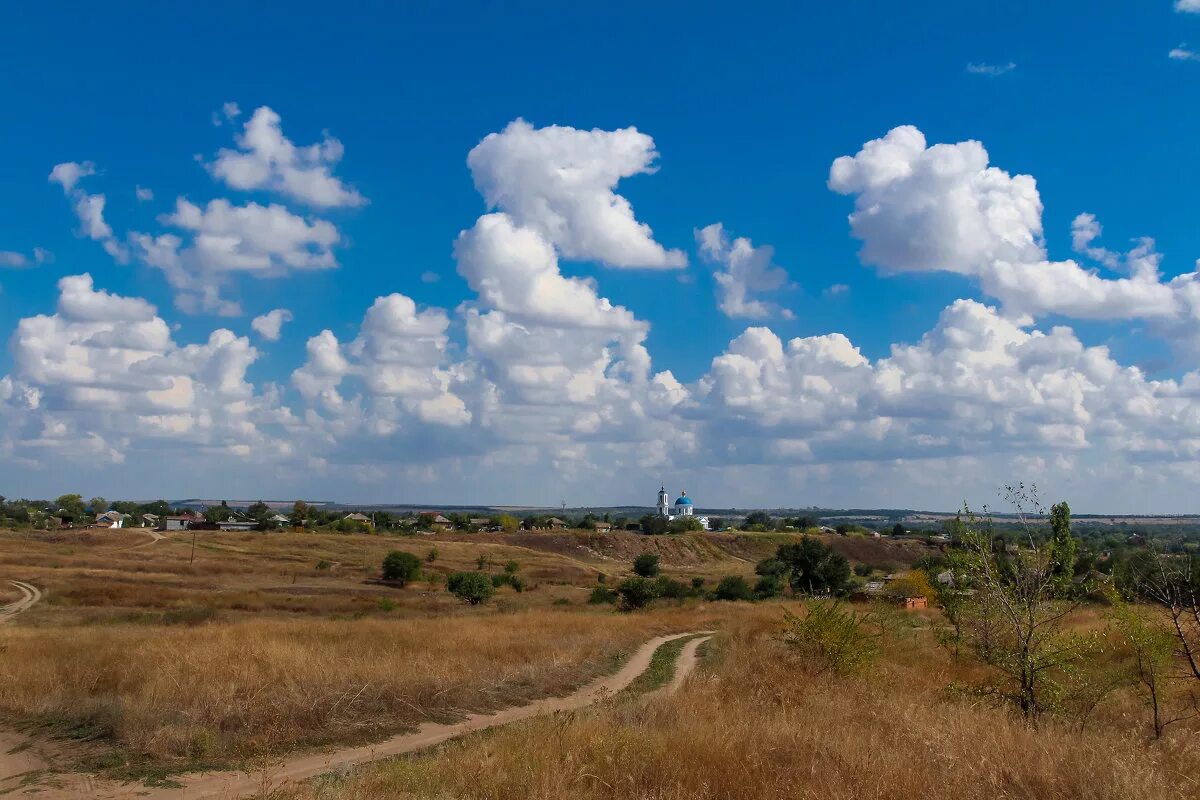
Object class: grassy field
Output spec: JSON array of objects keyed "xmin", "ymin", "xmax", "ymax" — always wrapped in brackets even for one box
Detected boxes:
[{"xmin": 280, "ymin": 606, "xmax": 1200, "ymax": 800}]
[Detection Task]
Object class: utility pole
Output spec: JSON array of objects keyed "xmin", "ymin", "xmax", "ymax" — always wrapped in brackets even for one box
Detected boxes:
[{"xmin": 190, "ymin": 528, "xmax": 197, "ymax": 564}]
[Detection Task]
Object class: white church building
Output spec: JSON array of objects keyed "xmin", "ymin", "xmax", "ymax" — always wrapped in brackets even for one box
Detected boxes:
[{"xmin": 656, "ymin": 486, "xmax": 710, "ymax": 530}]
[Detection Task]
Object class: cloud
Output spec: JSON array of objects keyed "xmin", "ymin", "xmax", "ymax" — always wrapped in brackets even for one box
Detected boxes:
[
  {"xmin": 135, "ymin": 185, "xmax": 154, "ymax": 202},
  {"xmin": 1, "ymin": 274, "xmax": 283, "ymax": 466},
  {"xmin": 965, "ymin": 62, "xmax": 1016, "ymax": 76},
  {"xmin": 251, "ymin": 308, "xmax": 294, "ymax": 341},
  {"xmin": 0, "ymin": 248, "xmax": 50, "ymax": 269},
  {"xmin": 207, "ymin": 106, "xmax": 366, "ymax": 208},
  {"xmin": 824, "ymin": 283, "xmax": 850, "ymax": 298},
  {"xmin": 695, "ymin": 223, "xmax": 795, "ymax": 319},
  {"xmin": 1177, "ymin": 1, "xmax": 1200, "ymax": 13},
  {"xmin": 48, "ymin": 161, "xmax": 129, "ymax": 263},
  {"xmin": 211, "ymin": 101, "xmax": 242, "ymax": 127},
  {"xmin": 131, "ymin": 198, "xmax": 340, "ymax": 315},
  {"xmin": 1169, "ymin": 44, "xmax": 1200, "ymax": 61},
  {"xmin": 828, "ymin": 125, "xmax": 1200, "ymax": 349},
  {"xmin": 420, "ymin": 270, "xmax": 440, "ymax": 283},
  {"xmin": 467, "ymin": 119, "xmax": 685, "ymax": 269}
]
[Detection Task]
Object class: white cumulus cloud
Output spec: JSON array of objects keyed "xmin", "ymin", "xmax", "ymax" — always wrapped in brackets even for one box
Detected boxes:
[
  {"xmin": 251, "ymin": 308, "xmax": 294, "ymax": 341},
  {"xmin": 696, "ymin": 222, "xmax": 794, "ymax": 319}
]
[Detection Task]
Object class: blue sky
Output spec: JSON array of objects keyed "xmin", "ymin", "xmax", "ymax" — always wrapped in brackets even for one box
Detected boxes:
[{"xmin": 3, "ymin": 2, "xmax": 1200, "ymax": 511}]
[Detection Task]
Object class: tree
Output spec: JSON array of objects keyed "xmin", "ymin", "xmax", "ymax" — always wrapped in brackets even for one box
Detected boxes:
[
  {"xmin": 955, "ymin": 487, "xmax": 1099, "ymax": 719},
  {"xmin": 633, "ymin": 553, "xmax": 661, "ymax": 578},
  {"xmin": 1112, "ymin": 601, "xmax": 1198, "ymax": 738},
  {"xmin": 639, "ymin": 514, "xmax": 669, "ymax": 535},
  {"xmin": 775, "ymin": 538, "xmax": 852, "ymax": 596},
  {"xmin": 884, "ymin": 569, "xmax": 935, "ymax": 601},
  {"xmin": 290, "ymin": 500, "xmax": 309, "ymax": 527},
  {"xmin": 715, "ymin": 575, "xmax": 754, "ymax": 601},
  {"xmin": 1121, "ymin": 547, "xmax": 1200, "ymax": 683},
  {"xmin": 617, "ymin": 576, "xmax": 658, "ymax": 610},
  {"xmin": 744, "ymin": 511, "xmax": 773, "ymax": 530},
  {"xmin": 497, "ymin": 514, "xmax": 519, "ymax": 532},
  {"xmin": 669, "ymin": 516, "xmax": 705, "ymax": 533},
  {"xmin": 381, "ymin": 551, "xmax": 422, "ymax": 585},
  {"xmin": 55, "ymin": 494, "xmax": 85, "ymax": 518},
  {"xmin": 447, "ymin": 572, "xmax": 494, "ymax": 605},
  {"xmin": 892, "ymin": 523, "xmax": 906, "ymax": 537},
  {"xmin": 707, "ymin": 517, "xmax": 725, "ymax": 531},
  {"xmin": 1048, "ymin": 501, "xmax": 1076, "ymax": 596},
  {"xmin": 88, "ymin": 497, "xmax": 109, "ymax": 513}
]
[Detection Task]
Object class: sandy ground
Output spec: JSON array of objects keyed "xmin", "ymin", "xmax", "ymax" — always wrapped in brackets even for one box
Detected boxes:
[
  {"xmin": 4, "ymin": 628, "xmax": 715, "ymax": 799},
  {"xmin": 0, "ymin": 580, "xmax": 41, "ymax": 624}
]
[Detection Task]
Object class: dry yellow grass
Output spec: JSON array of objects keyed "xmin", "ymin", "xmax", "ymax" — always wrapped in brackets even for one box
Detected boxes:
[
  {"xmin": 280, "ymin": 605, "xmax": 1200, "ymax": 800},
  {"xmin": 0, "ymin": 605, "xmax": 742, "ymax": 764}
]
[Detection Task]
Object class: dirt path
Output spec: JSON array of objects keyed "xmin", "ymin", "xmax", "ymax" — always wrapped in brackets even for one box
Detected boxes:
[
  {"xmin": 24, "ymin": 629, "xmax": 715, "ymax": 799},
  {"xmin": 0, "ymin": 580, "xmax": 41, "ymax": 624},
  {"xmin": 121, "ymin": 530, "xmax": 165, "ymax": 551},
  {"xmin": 659, "ymin": 634, "xmax": 713, "ymax": 696}
]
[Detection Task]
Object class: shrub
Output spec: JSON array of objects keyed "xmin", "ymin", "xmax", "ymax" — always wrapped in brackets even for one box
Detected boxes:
[
  {"xmin": 589, "ymin": 586, "xmax": 618, "ymax": 605},
  {"xmin": 775, "ymin": 538, "xmax": 852, "ymax": 596},
  {"xmin": 691, "ymin": 576, "xmax": 705, "ymax": 591},
  {"xmin": 618, "ymin": 576, "xmax": 659, "ymax": 610},
  {"xmin": 654, "ymin": 576, "xmax": 689, "ymax": 599},
  {"xmin": 447, "ymin": 571, "xmax": 494, "ymax": 605},
  {"xmin": 381, "ymin": 551, "xmax": 422, "ymax": 585},
  {"xmin": 781, "ymin": 601, "xmax": 880, "ymax": 675},
  {"xmin": 425, "ymin": 548, "xmax": 438, "ymax": 563},
  {"xmin": 316, "ymin": 560, "xmax": 332, "ymax": 571},
  {"xmin": 853, "ymin": 563, "xmax": 873, "ymax": 577},
  {"xmin": 755, "ymin": 557, "xmax": 788, "ymax": 578},
  {"xmin": 504, "ymin": 560, "xmax": 520, "ymax": 575},
  {"xmin": 754, "ymin": 574, "xmax": 784, "ymax": 599},
  {"xmin": 715, "ymin": 575, "xmax": 754, "ymax": 601},
  {"xmin": 633, "ymin": 553, "xmax": 661, "ymax": 578}
]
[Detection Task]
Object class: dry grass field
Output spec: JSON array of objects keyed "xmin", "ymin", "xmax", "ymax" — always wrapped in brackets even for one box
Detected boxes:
[
  {"xmin": 8, "ymin": 525, "xmax": 1184, "ymax": 800},
  {"xmin": 281, "ymin": 606, "xmax": 1200, "ymax": 800}
]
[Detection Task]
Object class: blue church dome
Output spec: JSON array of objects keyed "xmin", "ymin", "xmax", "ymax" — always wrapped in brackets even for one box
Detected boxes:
[{"xmin": 675, "ymin": 494, "xmax": 693, "ymax": 506}]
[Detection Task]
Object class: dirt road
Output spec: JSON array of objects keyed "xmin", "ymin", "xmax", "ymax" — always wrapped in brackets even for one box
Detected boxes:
[
  {"xmin": 659, "ymin": 634, "xmax": 713, "ymax": 696},
  {"xmin": 18, "ymin": 629, "xmax": 715, "ymax": 799},
  {"xmin": 0, "ymin": 580, "xmax": 41, "ymax": 624}
]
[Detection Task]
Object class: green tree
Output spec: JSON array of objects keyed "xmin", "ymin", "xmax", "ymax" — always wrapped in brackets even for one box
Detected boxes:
[
  {"xmin": 892, "ymin": 522, "xmax": 906, "ymax": 537},
  {"xmin": 669, "ymin": 516, "xmax": 705, "ymax": 533},
  {"xmin": 55, "ymin": 494, "xmax": 85, "ymax": 518},
  {"xmin": 744, "ymin": 511, "xmax": 773, "ymax": 529},
  {"xmin": 1048, "ymin": 501, "xmax": 1076, "ymax": 596},
  {"xmin": 775, "ymin": 538, "xmax": 852, "ymax": 596},
  {"xmin": 633, "ymin": 553, "xmax": 661, "ymax": 577},
  {"xmin": 88, "ymin": 496, "xmax": 109, "ymax": 513},
  {"xmin": 381, "ymin": 551, "xmax": 422, "ymax": 585},
  {"xmin": 447, "ymin": 571, "xmax": 494, "ymax": 605},
  {"xmin": 617, "ymin": 576, "xmax": 659, "ymax": 610},
  {"xmin": 715, "ymin": 575, "xmax": 754, "ymax": 601},
  {"xmin": 638, "ymin": 514, "xmax": 669, "ymax": 535}
]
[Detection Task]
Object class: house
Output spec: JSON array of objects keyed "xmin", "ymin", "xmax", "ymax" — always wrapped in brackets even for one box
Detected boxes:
[
  {"xmin": 269, "ymin": 513, "xmax": 290, "ymax": 528},
  {"xmin": 141, "ymin": 513, "xmax": 160, "ymax": 527},
  {"xmin": 593, "ymin": 521, "xmax": 613, "ymax": 532},
  {"xmin": 418, "ymin": 513, "xmax": 453, "ymax": 531},
  {"xmin": 936, "ymin": 569, "xmax": 955, "ymax": 586},
  {"xmin": 344, "ymin": 513, "xmax": 370, "ymax": 522},
  {"xmin": 818, "ymin": 525, "xmax": 837, "ymax": 534},
  {"xmin": 217, "ymin": 517, "xmax": 258, "ymax": 531},
  {"xmin": 160, "ymin": 510, "xmax": 203, "ymax": 531},
  {"xmin": 545, "ymin": 517, "xmax": 568, "ymax": 529},
  {"xmin": 468, "ymin": 517, "xmax": 492, "ymax": 529},
  {"xmin": 93, "ymin": 511, "xmax": 126, "ymax": 529},
  {"xmin": 902, "ymin": 596, "xmax": 928, "ymax": 610}
]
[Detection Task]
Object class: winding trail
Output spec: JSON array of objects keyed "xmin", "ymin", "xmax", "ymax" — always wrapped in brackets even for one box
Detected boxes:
[
  {"xmin": 0, "ymin": 580, "xmax": 41, "ymax": 624},
  {"xmin": 19, "ymin": 629, "xmax": 715, "ymax": 799},
  {"xmin": 658, "ymin": 634, "xmax": 713, "ymax": 696}
]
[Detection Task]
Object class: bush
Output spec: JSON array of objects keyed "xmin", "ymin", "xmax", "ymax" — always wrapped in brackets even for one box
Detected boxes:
[
  {"xmin": 754, "ymin": 574, "xmax": 784, "ymax": 599},
  {"xmin": 775, "ymin": 538, "xmax": 852, "ymax": 596},
  {"xmin": 447, "ymin": 571, "xmax": 494, "ymax": 605},
  {"xmin": 617, "ymin": 576, "xmax": 659, "ymax": 610},
  {"xmin": 381, "ymin": 550, "xmax": 422, "ymax": 585},
  {"xmin": 654, "ymin": 576, "xmax": 690, "ymax": 599},
  {"xmin": 715, "ymin": 575, "xmax": 754, "ymax": 601},
  {"xmin": 853, "ymin": 563, "xmax": 873, "ymax": 577},
  {"xmin": 425, "ymin": 548, "xmax": 438, "ymax": 563},
  {"xmin": 504, "ymin": 560, "xmax": 520, "ymax": 575},
  {"xmin": 589, "ymin": 586, "xmax": 618, "ymax": 605},
  {"xmin": 633, "ymin": 553, "xmax": 661, "ymax": 577},
  {"xmin": 691, "ymin": 576, "xmax": 705, "ymax": 591},
  {"xmin": 781, "ymin": 601, "xmax": 880, "ymax": 675}
]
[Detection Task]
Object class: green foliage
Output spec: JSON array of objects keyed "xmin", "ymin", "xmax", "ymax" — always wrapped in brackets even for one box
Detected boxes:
[
  {"xmin": 744, "ymin": 511, "xmax": 773, "ymax": 528},
  {"xmin": 447, "ymin": 571, "xmax": 494, "ymax": 605},
  {"xmin": 633, "ymin": 553, "xmax": 661, "ymax": 578},
  {"xmin": 425, "ymin": 548, "xmax": 438, "ymax": 563},
  {"xmin": 853, "ymin": 563, "xmax": 873, "ymax": 577},
  {"xmin": 781, "ymin": 602, "xmax": 880, "ymax": 675},
  {"xmin": 754, "ymin": 574, "xmax": 784, "ymax": 599},
  {"xmin": 88, "ymin": 496, "xmax": 109, "ymax": 513},
  {"xmin": 653, "ymin": 576, "xmax": 690, "ymax": 599},
  {"xmin": 638, "ymin": 514, "xmax": 670, "ymax": 535},
  {"xmin": 504, "ymin": 560, "xmax": 520, "ymax": 575},
  {"xmin": 588, "ymin": 586, "xmax": 618, "ymax": 605},
  {"xmin": 381, "ymin": 550, "xmax": 422, "ymax": 585},
  {"xmin": 669, "ymin": 516, "xmax": 705, "ymax": 533},
  {"xmin": 774, "ymin": 538, "xmax": 852, "ymax": 596},
  {"xmin": 315, "ymin": 560, "xmax": 332, "ymax": 571},
  {"xmin": 755, "ymin": 557, "xmax": 788, "ymax": 578},
  {"xmin": 1048, "ymin": 501, "xmax": 1077, "ymax": 595},
  {"xmin": 617, "ymin": 576, "xmax": 659, "ymax": 610},
  {"xmin": 715, "ymin": 575, "xmax": 754, "ymax": 601}
]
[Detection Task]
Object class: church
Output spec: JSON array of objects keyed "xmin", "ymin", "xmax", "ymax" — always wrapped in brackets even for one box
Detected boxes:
[{"xmin": 656, "ymin": 486, "xmax": 711, "ymax": 530}]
